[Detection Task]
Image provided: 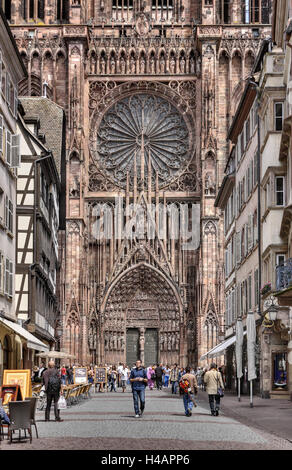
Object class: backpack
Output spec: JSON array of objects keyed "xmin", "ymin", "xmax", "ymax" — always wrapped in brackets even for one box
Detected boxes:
[
  {"xmin": 47, "ymin": 373, "xmax": 61, "ymax": 394},
  {"xmin": 179, "ymin": 378, "xmax": 191, "ymax": 394}
]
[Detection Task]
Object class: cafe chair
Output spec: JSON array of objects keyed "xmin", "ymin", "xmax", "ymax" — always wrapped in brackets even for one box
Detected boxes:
[
  {"xmin": 25, "ymin": 397, "xmax": 39, "ymax": 438},
  {"xmin": 8, "ymin": 401, "xmax": 32, "ymax": 444}
]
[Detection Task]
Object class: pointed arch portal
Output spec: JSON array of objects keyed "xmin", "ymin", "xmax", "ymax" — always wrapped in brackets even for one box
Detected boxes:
[{"xmin": 99, "ymin": 262, "xmax": 183, "ymax": 366}]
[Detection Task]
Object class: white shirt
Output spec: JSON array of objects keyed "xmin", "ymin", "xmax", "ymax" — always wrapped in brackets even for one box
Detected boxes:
[{"xmin": 121, "ymin": 368, "xmax": 129, "ymax": 381}]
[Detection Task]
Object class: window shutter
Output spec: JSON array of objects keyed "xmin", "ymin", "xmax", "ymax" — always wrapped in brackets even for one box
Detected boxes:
[
  {"xmin": 236, "ymin": 231, "xmax": 240, "ymax": 265},
  {"xmin": 4, "ymin": 258, "xmax": 9, "ymax": 295},
  {"xmin": 4, "ymin": 195, "xmax": 8, "ymax": 228},
  {"xmin": 6, "ymin": 129, "xmax": 11, "ymax": 165},
  {"xmin": 0, "ymin": 115, "xmax": 3, "ymax": 153},
  {"xmin": 11, "ymin": 134, "xmax": 20, "ymax": 167},
  {"xmin": 248, "ymin": 214, "xmax": 253, "ymax": 250},
  {"xmin": 6, "ymin": 74, "xmax": 10, "ymax": 106},
  {"xmin": 9, "ymin": 260, "xmax": 13, "ymax": 297},
  {"xmin": 245, "ymin": 223, "xmax": 248, "ymax": 256},
  {"xmin": 14, "ymin": 87, "xmax": 18, "ymax": 117},
  {"xmin": 0, "ymin": 50, "xmax": 2, "ymax": 94}
]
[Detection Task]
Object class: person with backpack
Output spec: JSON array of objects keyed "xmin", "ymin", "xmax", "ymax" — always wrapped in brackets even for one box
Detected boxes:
[
  {"xmin": 204, "ymin": 363, "xmax": 225, "ymax": 416},
  {"xmin": 179, "ymin": 366, "xmax": 198, "ymax": 417},
  {"xmin": 42, "ymin": 360, "xmax": 63, "ymax": 422}
]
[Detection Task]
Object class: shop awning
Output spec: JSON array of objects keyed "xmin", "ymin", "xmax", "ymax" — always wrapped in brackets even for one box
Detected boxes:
[
  {"xmin": 0, "ymin": 318, "xmax": 49, "ymax": 352},
  {"xmin": 200, "ymin": 331, "xmax": 247, "ymax": 361}
]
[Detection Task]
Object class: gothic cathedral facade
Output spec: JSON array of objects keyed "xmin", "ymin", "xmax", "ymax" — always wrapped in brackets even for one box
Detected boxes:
[{"xmin": 8, "ymin": 0, "xmax": 271, "ymax": 366}]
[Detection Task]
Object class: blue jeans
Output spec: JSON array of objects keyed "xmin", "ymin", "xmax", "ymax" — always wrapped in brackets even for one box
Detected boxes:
[
  {"xmin": 171, "ymin": 381, "xmax": 178, "ymax": 394},
  {"xmin": 183, "ymin": 393, "xmax": 194, "ymax": 416},
  {"xmin": 164, "ymin": 376, "xmax": 169, "ymax": 387},
  {"xmin": 132, "ymin": 389, "xmax": 145, "ymax": 415}
]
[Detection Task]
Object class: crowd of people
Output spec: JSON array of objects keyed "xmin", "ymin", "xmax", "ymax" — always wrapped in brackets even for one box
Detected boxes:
[{"xmin": 28, "ymin": 360, "xmax": 226, "ymax": 421}]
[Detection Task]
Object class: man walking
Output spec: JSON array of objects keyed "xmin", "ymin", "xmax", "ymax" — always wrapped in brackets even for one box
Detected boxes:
[
  {"xmin": 42, "ymin": 360, "xmax": 63, "ymax": 422},
  {"xmin": 130, "ymin": 359, "xmax": 147, "ymax": 418},
  {"xmin": 170, "ymin": 364, "xmax": 179, "ymax": 394},
  {"xmin": 155, "ymin": 363, "xmax": 163, "ymax": 390},
  {"xmin": 180, "ymin": 366, "xmax": 198, "ymax": 417},
  {"xmin": 204, "ymin": 363, "xmax": 224, "ymax": 416}
]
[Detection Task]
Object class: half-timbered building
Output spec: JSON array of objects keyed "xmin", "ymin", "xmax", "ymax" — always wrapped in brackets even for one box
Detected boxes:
[{"xmin": 15, "ymin": 96, "xmax": 65, "ymax": 368}]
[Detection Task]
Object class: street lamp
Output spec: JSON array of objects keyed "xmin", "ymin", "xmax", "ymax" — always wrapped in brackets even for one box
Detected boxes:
[
  {"xmin": 262, "ymin": 295, "xmax": 278, "ymax": 326},
  {"xmin": 265, "ymin": 296, "xmax": 278, "ymax": 322}
]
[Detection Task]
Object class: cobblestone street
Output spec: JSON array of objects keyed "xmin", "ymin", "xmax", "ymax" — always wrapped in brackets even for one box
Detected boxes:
[{"xmin": 1, "ymin": 387, "xmax": 292, "ymax": 451}]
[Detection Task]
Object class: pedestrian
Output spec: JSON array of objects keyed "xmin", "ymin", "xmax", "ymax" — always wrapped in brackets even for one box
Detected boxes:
[
  {"xmin": 147, "ymin": 365, "xmax": 155, "ymax": 390},
  {"xmin": 42, "ymin": 360, "xmax": 63, "ymax": 422},
  {"xmin": 170, "ymin": 364, "xmax": 179, "ymax": 394},
  {"xmin": 130, "ymin": 359, "xmax": 147, "ymax": 418},
  {"xmin": 178, "ymin": 367, "xmax": 185, "ymax": 395},
  {"xmin": 180, "ymin": 366, "xmax": 198, "ymax": 417},
  {"xmin": 121, "ymin": 364, "xmax": 129, "ymax": 392},
  {"xmin": 117, "ymin": 362, "xmax": 123, "ymax": 388},
  {"xmin": 61, "ymin": 364, "xmax": 67, "ymax": 385},
  {"xmin": 200, "ymin": 367, "xmax": 206, "ymax": 390},
  {"xmin": 204, "ymin": 363, "xmax": 224, "ymax": 416},
  {"xmin": 110, "ymin": 366, "xmax": 117, "ymax": 392},
  {"xmin": 32, "ymin": 365, "xmax": 40, "ymax": 383},
  {"xmin": 155, "ymin": 363, "xmax": 163, "ymax": 390},
  {"xmin": 164, "ymin": 365, "xmax": 170, "ymax": 388}
]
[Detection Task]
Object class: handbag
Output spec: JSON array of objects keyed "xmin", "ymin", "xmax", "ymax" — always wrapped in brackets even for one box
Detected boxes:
[
  {"xmin": 216, "ymin": 373, "xmax": 224, "ymax": 398},
  {"xmin": 58, "ymin": 395, "xmax": 67, "ymax": 410}
]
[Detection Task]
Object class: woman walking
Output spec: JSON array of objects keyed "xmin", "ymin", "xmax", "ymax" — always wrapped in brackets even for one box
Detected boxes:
[
  {"xmin": 147, "ymin": 365, "xmax": 155, "ymax": 390},
  {"xmin": 204, "ymin": 363, "xmax": 224, "ymax": 416}
]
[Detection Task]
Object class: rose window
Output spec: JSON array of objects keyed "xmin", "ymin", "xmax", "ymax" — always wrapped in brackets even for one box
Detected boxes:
[{"xmin": 95, "ymin": 94, "xmax": 190, "ymax": 188}]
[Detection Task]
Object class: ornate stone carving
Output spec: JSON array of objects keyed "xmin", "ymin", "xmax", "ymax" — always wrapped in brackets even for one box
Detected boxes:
[{"xmin": 93, "ymin": 93, "xmax": 190, "ymax": 189}]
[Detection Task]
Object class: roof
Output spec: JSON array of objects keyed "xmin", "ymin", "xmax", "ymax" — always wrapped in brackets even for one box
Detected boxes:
[{"xmin": 19, "ymin": 97, "xmax": 65, "ymax": 176}]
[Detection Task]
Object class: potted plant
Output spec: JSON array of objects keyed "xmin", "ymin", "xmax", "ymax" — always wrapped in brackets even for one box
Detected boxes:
[{"xmin": 260, "ymin": 282, "xmax": 272, "ymax": 296}]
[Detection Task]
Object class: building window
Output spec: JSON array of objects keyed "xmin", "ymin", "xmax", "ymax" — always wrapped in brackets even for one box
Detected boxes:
[
  {"xmin": 276, "ymin": 253, "xmax": 285, "ymax": 267},
  {"xmin": 242, "ymin": 0, "xmax": 271, "ymax": 24},
  {"xmin": 5, "ymin": 196, "xmax": 13, "ymax": 233},
  {"xmin": 275, "ymin": 176, "xmax": 285, "ymax": 206},
  {"xmin": 1, "ymin": 0, "xmax": 11, "ymax": 20},
  {"xmin": 274, "ymin": 102, "xmax": 283, "ymax": 131},
  {"xmin": 152, "ymin": 0, "xmax": 173, "ymax": 9},
  {"xmin": 57, "ymin": 0, "xmax": 69, "ymax": 21}
]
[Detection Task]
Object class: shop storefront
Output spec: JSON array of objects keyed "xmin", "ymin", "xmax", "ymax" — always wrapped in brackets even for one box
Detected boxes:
[{"xmin": 0, "ymin": 317, "xmax": 49, "ymax": 384}]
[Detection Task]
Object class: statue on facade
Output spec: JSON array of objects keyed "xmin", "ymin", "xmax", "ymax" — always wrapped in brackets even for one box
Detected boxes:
[
  {"xmin": 110, "ymin": 56, "xmax": 116, "ymax": 74},
  {"xmin": 120, "ymin": 56, "xmax": 126, "ymax": 74},
  {"xmin": 130, "ymin": 55, "xmax": 136, "ymax": 74},
  {"xmin": 149, "ymin": 55, "xmax": 155, "ymax": 74},
  {"xmin": 169, "ymin": 56, "xmax": 176, "ymax": 74},
  {"xmin": 179, "ymin": 55, "xmax": 186, "ymax": 73},
  {"xmin": 189, "ymin": 56, "xmax": 195, "ymax": 74},
  {"xmin": 159, "ymin": 54, "xmax": 166, "ymax": 73},
  {"xmin": 100, "ymin": 56, "xmax": 106, "ymax": 74},
  {"xmin": 140, "ymin": 56, "xmax": 146, "ymax": 74}
]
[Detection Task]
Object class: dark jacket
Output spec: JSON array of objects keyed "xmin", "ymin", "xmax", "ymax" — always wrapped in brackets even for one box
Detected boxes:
[
  {"xmin": 155, "ymin": 366, "xmax": 163, "ymax": 378},
  {"xmin": 130, "ymin": 367, "xmax": 147, "ymax": 391},
  {"xmin": 42, "ymin": 367, "xmax": 61, "ymax": 394}
]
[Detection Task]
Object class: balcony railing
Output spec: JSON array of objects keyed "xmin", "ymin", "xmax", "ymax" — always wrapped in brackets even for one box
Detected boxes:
[{"xmin": 276, "ymin": 258, "xmax": 292, "ymax": 291}]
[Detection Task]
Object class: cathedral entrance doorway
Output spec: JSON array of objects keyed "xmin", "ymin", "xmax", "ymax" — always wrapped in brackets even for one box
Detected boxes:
[
  {"xmin": 101, "ymin": 262, "xmax": 183, "ymax": 367},
  {"xmin": 125, "ymin": 328, "xmax": 158, "ymax": 367},
  {"xmin": 126, "ymin": 328, "xmax": 140, "ymax": 366},
  {"xmin": 144, "ymin": 328, "xmax": 158, "ymax": 366}
]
